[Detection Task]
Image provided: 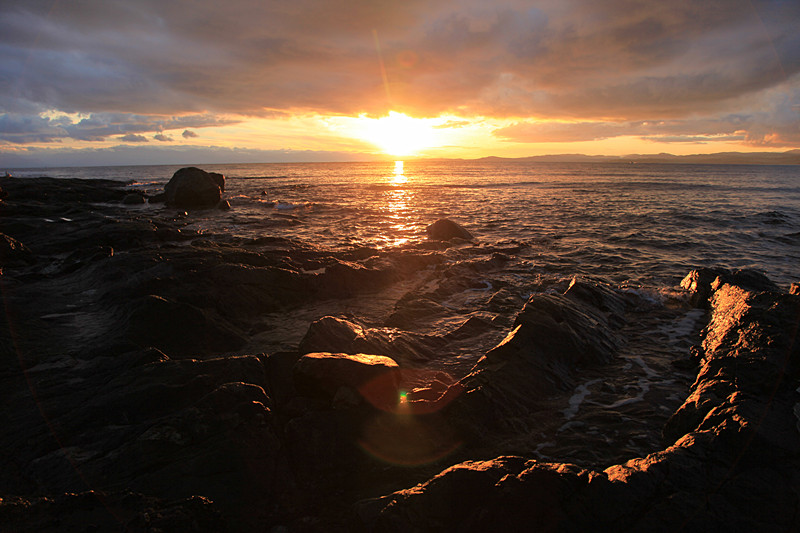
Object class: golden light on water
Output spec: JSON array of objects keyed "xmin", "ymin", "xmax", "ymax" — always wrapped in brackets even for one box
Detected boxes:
[{"xmin": 391, "ymin": 160, "xmax": 407, "ymax": 184}]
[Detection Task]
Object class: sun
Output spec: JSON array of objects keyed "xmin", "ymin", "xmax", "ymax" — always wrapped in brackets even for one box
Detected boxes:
[{"xmin": 355, "ymin": 111, "xmax": 439, "ymax": 156}]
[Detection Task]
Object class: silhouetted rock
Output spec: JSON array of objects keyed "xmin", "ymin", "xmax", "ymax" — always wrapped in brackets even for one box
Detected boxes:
[
  {"xmin": 426, "ymin": 218, "xmax": 474, "ymax": 241},
  {"xmin": 293, "ymin": 352, "xmax": 400, "ymax": 409},
  {"xmin": 0, "ymin": 232, "xmax": 33, "ymax": 266},
  {"xmin": 126, "ymin": 294, "xmax": 247, "ymax": 357},
  {"xmin": 208, "ymin": 171, "xmax": 226, "ymax": 193},
  {"xmin": 122, "ymin": 192, "xmax": 146, "ymax": 204},
  {"xmin": 298, "ymin": 315, "xmax": 443, "ymax": 364},
  {"xmin": 0, "ymin": 491, "xmax": 224, "ymax": 533},
  {"xmin": 164, "ymin": 167, "xmax": 222, "ymax": 208}
]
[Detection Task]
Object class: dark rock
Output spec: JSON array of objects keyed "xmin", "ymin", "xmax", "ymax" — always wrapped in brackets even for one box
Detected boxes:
[
  {"xmin": 122, "ymin": 192, "xmax": 146, "ymax": 205},
  {"xmin": 0, "ymin": 232, "xmax": 34, "ymax": 266},
  {"xmin": 297, "ymin": 315, "xmax": 442, "ymax": 364},
  {"xmin": 217, "ymin": 199, "xmax": 231, "ymax": 210},
  {"xmin": 0, "ymin": 491, "xmax": 225, "ymax": 533},
  {"xmin": 319, "ymin": 259, "xmax": 399, "ymax": 297},
  {"xmin": 425, "ymin": 218, "xmax": 474, "ymax": 241},
  {"xmin": 448, "ymin": 292, "xmax": 621, "ymax": 440},
  {"xmin": 293, "ymin": 352, "xmax": 400, "ymax": 410},
  {"xmin": 125, "ymin": 294, "xmax": 247, "ymax": 357},
  {"xmin": 164, "ymin": 167, "xmax": 222, "ymax": 208},
  {"xmin": 208, "ymin": 172, "xmax": 226, "ymax": 193},
  {"xmin": 564, "ymin": 276, "xmax": 627, "ymax": 327},
  {"xmin": 355, "ymin": 274, "xmax": 800, "ymax": 532},
  {"xmin": 791, "ymin": 282, "xmax": 800, "ymax": 295},
  {"xmin": 149, "ymin": 192, "xmax": 167, "ymax": 203},
  {"xmin": 681, "ymin": 267, "xmax": 781, "ymax": 308}
]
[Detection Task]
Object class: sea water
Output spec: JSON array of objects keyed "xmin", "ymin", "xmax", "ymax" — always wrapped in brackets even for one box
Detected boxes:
[{"xmin": 12, "ymin": 160, "xmax": 800, "ymax": 289}]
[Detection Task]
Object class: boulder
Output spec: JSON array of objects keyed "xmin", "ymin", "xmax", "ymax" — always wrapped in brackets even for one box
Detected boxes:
[
  {"xmin": 208, "ymin": 172, "xmax": 226, "ymax": 192},
  {"xmin": 425, "ymin": 218, "xmax": 474, "ymax": 241},
  {"xmin": 293, "ymin": 352, "xmax": 400, "ymax": 410},
  {"xmin": 122, "ymin": 193, "xmax": 146, "ymax": 205},
  {"xmin": 297, "ymin": 315, "xmax": 442, "ymax": 364},
  {"xmin": 164, "ymin": 167, "xmax": 223, "ymax": 208}
]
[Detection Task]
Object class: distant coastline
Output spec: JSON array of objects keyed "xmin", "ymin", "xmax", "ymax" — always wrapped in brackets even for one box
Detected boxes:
[
  {"xmin": 426, "ymin": 148, "xmax": 800, "ymax": 166},
  {"xmin": 5, "ymin": 148, "xmax": 800, "ymax": 170}
]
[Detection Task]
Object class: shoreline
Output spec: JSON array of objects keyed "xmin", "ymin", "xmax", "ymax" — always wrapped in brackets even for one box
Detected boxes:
[{"xmin": 0, "ymin": 176, "xmax": 798, "ymax": 531}]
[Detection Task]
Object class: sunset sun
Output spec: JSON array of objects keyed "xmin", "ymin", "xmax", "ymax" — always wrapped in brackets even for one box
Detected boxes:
[{"xmin": 355, "ymin": 112, "xmax": 440, "ymax": 156}]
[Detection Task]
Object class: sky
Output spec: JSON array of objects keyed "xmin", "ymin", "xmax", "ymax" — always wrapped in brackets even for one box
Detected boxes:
[{"xmin": 1, "ymin": 0, "xmax": 799, "ymax": 167}]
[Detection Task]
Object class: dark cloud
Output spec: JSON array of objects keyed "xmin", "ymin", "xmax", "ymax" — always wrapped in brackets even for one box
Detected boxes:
[
  {"xmin": 153, "ymin": 133, "xmax": 173, "ymax": 142},
  {"xmin": 0, "ymin": 112, "xmax": 236, "ymax": 143},
  {"xmin": 2, "ymin": 144, "xmax": 387, "ymax": 168},
  {"xmin": 182, "ymin": 129, "xmax": 198, "ymax": 138},
  {"xmin": 118, "ymin": 133, "xmax": 148, "ymax": 143},
  {"xmin": 0, "ymin": 0, "xmax": 799, "ymax": 148}
]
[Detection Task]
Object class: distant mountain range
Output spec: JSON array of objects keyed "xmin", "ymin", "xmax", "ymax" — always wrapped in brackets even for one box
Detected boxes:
[{"xmin": 468, "ymin": 149, "xmax": 800, "ymax": 165}]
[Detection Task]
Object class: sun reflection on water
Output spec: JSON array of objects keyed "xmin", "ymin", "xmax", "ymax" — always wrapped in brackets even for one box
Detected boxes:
[
  {"xmin": 391, "ymin": 160, "xmax": 407, "ymax": 184},
  {"xmin": 376, "ymin": 161, "xmax": 415, "ymax": 248}
]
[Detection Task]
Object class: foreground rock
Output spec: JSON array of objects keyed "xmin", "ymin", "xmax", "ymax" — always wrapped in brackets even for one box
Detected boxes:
[
  {"xmin": 356, "ymin": 273, "xmax": 800, "ymax": 531},
  {"xmin": 164, "ymin": 167, "xmax": 224, "ymax": 208},
  {"xmin": 443, "ymin": 290, "xmax": 622, "ymax": 449},
  {"xmin": 425, "ymin": 218, "xmax": 474, "ymax": 241},
  {"xmin": 293, "ymin": 352, "xmax": 400, "ymax": 409}
]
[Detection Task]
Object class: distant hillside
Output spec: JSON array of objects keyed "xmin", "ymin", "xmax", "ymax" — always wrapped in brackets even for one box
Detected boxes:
[{"xmin": 471, "ymin": 149, "xmax": 800, "ymax": 165}]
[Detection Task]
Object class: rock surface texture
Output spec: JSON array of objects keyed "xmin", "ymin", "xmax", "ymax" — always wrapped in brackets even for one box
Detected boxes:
[
  {"xmin": 355, "ymin": 272, "xmax": 800, "ymax": 532},
  {"xmin": 0, "ymin": 176, "xmax": 797, "ymax": 532}
]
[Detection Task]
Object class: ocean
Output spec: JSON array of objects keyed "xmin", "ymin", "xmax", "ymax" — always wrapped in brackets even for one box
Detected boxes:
[{"xmin": 11, "ymin": 160, "xmax": 800, "ymax": 289}]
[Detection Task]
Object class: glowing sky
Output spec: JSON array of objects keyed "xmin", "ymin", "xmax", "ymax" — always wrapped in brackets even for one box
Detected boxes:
[{"xmin": 1, "ymin": 0, "xmax": 799, "ymax": 166}]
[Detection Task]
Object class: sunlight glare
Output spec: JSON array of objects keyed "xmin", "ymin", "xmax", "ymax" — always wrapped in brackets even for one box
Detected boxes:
[
  {"xmin": 358, "ymin": 112, "xmax": 439, "ymax": 156},
  {"xmin": 391, "ymin": 160, "xmax": 407, "ymax": 184}
]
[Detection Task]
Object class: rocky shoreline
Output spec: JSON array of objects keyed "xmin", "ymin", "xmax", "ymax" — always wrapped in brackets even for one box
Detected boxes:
[{"xmin": 0, "ymin": 174, "xmax": 798, "ymax": 531}]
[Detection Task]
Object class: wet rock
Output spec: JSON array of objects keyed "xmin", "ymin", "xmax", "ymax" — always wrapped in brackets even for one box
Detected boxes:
[
  {"xmin": 122, "ymin": 192, "xmax": 146, "ymax": 204},
  {"xmin": 0, "ymin": 232, "xmax": 34, "ymax": 266},
  {"xmin": 0, "ymin": 491, "xmax": 224, "ymax": 533},
  {"xmin": 208, "ymin": 171, "xmax": 226, "ymax": 193},
  {"xmin": 126, "ymin": 294, "xmax": 247, "ymax": 357},
  {"xmin": 791, "ymin": 282, "xmax": 800, "ymax": 295},
  {"xmin": 681, "ymin": 267, "xmax": 781, "ymax": 308},
  {"xmin": 448, "ymin": 291, "xmax": 621, "ymax": 441},
  {"xmin": 564, "ymin": 276, "xmax": 627, "ymax": 327},
  {"xmin": 298, "ymin": 315, "xmax": 443, "ymax": 364},
  {"xmin": 425, "ymin": 218, "xmax": 474, "ymax": 241},
  {"xmin": 319, "ymin": 259, "xmax": 399, "ymax": 297},
  {"xmin": 164, "ymin": 167, "xmax": 222, "ymax": 208},
  {"xmin": 293, "ymin": 352, "xmax": 400, "ymax": 410},
  {"xmin": 217, "ymin": 199, "xmax": 231, "ymax": 210},
  {"xmin": 356, "ymin": 274, "xmax": 800, "ymax": 532}
]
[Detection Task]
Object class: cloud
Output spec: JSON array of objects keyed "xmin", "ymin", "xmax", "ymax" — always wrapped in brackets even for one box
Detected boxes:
[
  {"xmin": 182, "ymin": 129, "xmax": 198, "ymax": 138},
  {"xmin": 118, "ymin": 133, "xmax": 148, "ymax": 142},
  {"xmin": 0, "ymin": 112, "xmax": 236, "ymax": 143},
  {"xmin": 0, "ymin": 0, "xmax": 799, "ymax": 149},
  {"xmin": 0, "ymin": 144, "xmax": 387, "ymax": 167},
  {"xmin": 153, "ymin": 133, "xmax": 173, "ymax": 142}
]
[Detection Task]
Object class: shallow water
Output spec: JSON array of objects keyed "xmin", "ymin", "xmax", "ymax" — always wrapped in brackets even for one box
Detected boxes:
[{"xmin": 14, "ymin": 160, "xmax": 800, "ymax": 289}]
